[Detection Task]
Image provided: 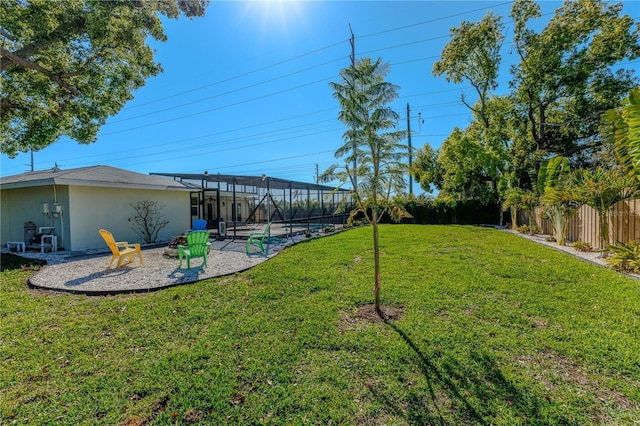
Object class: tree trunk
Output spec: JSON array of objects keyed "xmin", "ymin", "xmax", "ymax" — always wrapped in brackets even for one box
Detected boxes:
[
  {"xmin": 552, "ymin": 205, "xmax": 566, "ymax": 246},
  {"xmin": 598, "ymin": 211, "xmax": 609, "ymax": 258},
  {"xmin": 372, "ymin": 210, "xmax": 381, "ymax": 315},
  {"xmin": 510, "ymin": 206, "xmax": 518, "ymax": 230}
]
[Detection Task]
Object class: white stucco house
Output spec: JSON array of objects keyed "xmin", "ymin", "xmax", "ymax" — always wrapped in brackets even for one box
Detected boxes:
[{"xmin": 0, "ymin": 165, "xmax": 193, "ymax": 252}]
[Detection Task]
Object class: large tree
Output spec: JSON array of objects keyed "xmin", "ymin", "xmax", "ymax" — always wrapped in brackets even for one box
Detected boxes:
[
  {"xmin": 321, "ymin": 57, "xmax": 408, "ymax": 315},
  {"xmin": 511, "ymin": 0, "xmax": 639, "ymax": 168},
  {"xmin": 433, "ymin": 11, "xmax": 504, "ymax": 129},
  {"xmin": 413, "ymin": 95, "xmax": 513, "ymax": 203},
  {"xmin": 0, "ymin": 0, "xmax": 208, "ymax": 157}
]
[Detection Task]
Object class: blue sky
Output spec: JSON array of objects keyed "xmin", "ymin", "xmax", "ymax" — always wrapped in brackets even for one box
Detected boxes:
[{"xmin": 1, "ymin": 1, "xmax": 638, "ymax": 195}]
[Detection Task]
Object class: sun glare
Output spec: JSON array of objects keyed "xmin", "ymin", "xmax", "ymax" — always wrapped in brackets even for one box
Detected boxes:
[{"xmin": 241, "ymin": 0, "xmax": 308, "ymax": 41}]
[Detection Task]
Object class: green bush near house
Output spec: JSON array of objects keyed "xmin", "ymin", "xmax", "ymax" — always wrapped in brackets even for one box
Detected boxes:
[{"xmin": 1, "ymin": 225, "xmax": 638, "ymax": 425}]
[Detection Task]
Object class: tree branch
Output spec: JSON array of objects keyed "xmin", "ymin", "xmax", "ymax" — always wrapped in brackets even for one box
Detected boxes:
[
  {"xmin": 560, "ymin": 141, "xmax": 601, "ymax": 158},
  {"xmin": 0, "ymin": 46, "xmax": 81, "ymax": 97}
]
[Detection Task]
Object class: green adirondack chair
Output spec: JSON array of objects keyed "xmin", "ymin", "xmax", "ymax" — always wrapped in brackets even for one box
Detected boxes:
[
  {"xmin": 178, "ymin": 231, "xmax": 211, "ymax": 268},
  {"xmin": 246, "ymin": 223, "xmax": 271, "ymax": 254}
]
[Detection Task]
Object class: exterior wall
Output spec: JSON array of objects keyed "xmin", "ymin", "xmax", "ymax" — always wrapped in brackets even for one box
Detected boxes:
[
  {"xmin": 0, "ymin": 185, "xmax": 70, "ymax": 249},
  {"xmin": 68, "ymin": 186, "xmax": 190, "ymax": 251}
]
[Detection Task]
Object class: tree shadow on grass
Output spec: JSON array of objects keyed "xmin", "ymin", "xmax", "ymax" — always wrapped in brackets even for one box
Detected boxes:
[
  {"xmin": 0, "ymin": 253, "xmax": 47, "ymax": 272},
  {"xmin": 380, "ymin": 319, "xmax": 571, "ymax": 426}
]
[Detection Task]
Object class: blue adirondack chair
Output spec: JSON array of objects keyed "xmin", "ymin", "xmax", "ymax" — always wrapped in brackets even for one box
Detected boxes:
[
  {"xmin": 187, "ymin": 219, "xmax": 207, "ymax": 234},
  {"xmin": 178, "ymin": 231, "xmax": 211, "ymax": 268}
]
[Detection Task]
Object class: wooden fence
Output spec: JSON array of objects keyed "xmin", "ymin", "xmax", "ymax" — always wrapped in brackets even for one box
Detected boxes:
[{"xmin": 520, "ymin": 199, "xmax": 640, "ymax": 249}]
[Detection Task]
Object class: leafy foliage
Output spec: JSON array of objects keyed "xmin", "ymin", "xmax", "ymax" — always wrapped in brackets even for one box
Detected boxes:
[
  {"xmin": 605, "ymin": 240, "xmax": 640, "ymax": 273},
  {"xmin": 0, "ymin": 0, "xmax": 208, "ymax": 156},
  {"xmin": 572, "ymin": 241, "xmax": 593, "ymax": 252},
  {"xmin": 411, "ymin": 143, "xmax": 440, "ymax": 193},
  {"xmin": 502, "ymin": 187, "xmax": 523, "ymax": 230},
  {"xmin": 511, "ymin": 0, "xmax": 639, "ymax": 165},
  {"xmin": 603, "ymin": 87, "xmax": 640, "ymax": 180},
  {"xmin": 417, "ymin": 0, "xmax": 640, "ymax": 204},
  {"xmin": 433, "ymin": 12, "xmax": 504, "ymax": 128}
]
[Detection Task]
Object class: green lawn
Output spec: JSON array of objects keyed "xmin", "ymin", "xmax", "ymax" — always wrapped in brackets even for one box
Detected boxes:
[{"xmin": 1, "ymin": 225, "xmax": 638, "ymax": 425}]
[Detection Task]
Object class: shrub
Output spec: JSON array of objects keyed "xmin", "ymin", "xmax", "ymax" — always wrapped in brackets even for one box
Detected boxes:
[
  {"xmin": 530, "ymin": 223, "xmax": 541, "ymax": 234},
  {"xmin": 516, "ymin": 224, "xmax": 530, "ymax": 234},
  {"xmin": 606, "ymin": 241, "xmax": 640, "ymax": 273},
  {"xmin": 572, "ymin": 241, "xmax": 593, "ymax": 252},
  {"xmin": 130, "ymin": 200, "xmax": 170, "ymax": 244}
]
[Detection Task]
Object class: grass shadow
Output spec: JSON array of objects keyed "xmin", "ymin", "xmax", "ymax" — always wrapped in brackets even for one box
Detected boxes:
[
  {"xmin": 382, "ymin": 319, "xmax": 569, "ymax": 425},
  {"xmin": 0, "ymin": 253, "xmax": 47, "ymax": 272}
]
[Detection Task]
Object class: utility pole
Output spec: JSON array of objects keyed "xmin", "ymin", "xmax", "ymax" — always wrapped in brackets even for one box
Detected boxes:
[
  {"xmin": 315, "ymin": 163, "xmax": 319, "ymax": 184},
  {"xmin": 349, "ymin": 23, "xmax": 357, "ymax": 191},
  {"xmin": 407, "ymin": 103, "xmax": 413, "ymax": 195}
]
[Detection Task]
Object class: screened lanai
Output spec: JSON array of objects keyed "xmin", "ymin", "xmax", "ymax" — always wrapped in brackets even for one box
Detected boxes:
[{"xmin": 151, "ymin": 172, "xmax": 354, "ymax": 239}]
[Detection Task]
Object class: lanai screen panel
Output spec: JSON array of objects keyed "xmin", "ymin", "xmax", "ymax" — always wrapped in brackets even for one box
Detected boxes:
[{"xmin": 151, "ymin": 172, "xmax": 353, "ymax": 226}]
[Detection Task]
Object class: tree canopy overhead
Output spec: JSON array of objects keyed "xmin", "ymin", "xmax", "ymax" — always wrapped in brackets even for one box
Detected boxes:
[{"xmin": 0, "ymin": 0, "xmax": 209, "ymax": 157}]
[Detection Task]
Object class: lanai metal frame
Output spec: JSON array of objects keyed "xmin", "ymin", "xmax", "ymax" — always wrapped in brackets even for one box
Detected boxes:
[{"xmin": 151, "ymin": 172, "xmax": 353, "ymax": 239}]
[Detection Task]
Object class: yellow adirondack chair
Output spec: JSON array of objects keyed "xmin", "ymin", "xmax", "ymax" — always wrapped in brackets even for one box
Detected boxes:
[
  {"xmin": 178, "ymin": 230, "xmax": 211, "ymax": 269},
  {"xmin": 99, "ymin": 229, "xmax": 144, "ymax": 269}
]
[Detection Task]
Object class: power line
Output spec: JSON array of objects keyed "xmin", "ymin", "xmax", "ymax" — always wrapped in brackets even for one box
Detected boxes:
[
  {"xmin": 110, "ymin": 56, "xmax": 348, "ymax": 125},
  {"xmin": 104, "ymin": 3, "xmax": 519, "ymax": 132},
  {"xmin": 358, "ymin": 1, "xmax": 513, "ymax": 39},
  {"xmin": 101, "ymin": 76, "xmax": 337, "ymax": 136},
  {"xmin": 122, "ymin": 39, "xmax": 349, "ymax": 111}
]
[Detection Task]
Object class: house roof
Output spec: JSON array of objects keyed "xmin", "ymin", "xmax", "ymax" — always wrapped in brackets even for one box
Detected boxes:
[{"xmin": 0, "ymin": 165, "xmax": 192, "ymax": 191}]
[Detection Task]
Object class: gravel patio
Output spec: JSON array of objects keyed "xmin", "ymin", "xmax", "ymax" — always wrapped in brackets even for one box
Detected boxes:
[{"xmin": 17, "ymin": 236, "xmax": 307, "ymax": 295}]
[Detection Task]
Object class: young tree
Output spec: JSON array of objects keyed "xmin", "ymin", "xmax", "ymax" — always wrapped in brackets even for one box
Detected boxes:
[
  {"xmin": 1, "ymin": 0, "xmax": 209, "ymax": 157},
  {"xmin": 572, "ymin": 168, "xmax": 640, "ymax": 255},
  {"xmin": 501, "ymin": 187, "xmax": 523, "ymax": 231},
  {"xmin": 130, "ymin": 200, "xmax": 170, "ymax": 244},
  {"xmin": 321, "ymin": 57, "xmax": 408, "ymax": 315},
  {"xmin": 519, "ymin": 190, "xmax": 539, "ymax": 234},
  {"xmin": 537, "ymin": 156, "xmax": 577, "ymax": 245}
]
